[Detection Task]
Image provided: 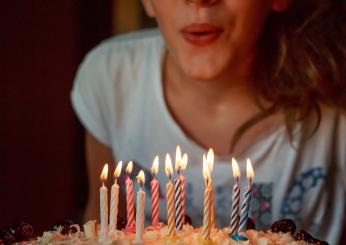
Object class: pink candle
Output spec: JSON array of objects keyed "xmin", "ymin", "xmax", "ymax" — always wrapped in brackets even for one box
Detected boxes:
[
  {"xmin": 125, "ymin": 161, "xmax": 135, "ymax": 232},
  {"xmin": 151, "ymin": 156, "xmax": 160, "ymax": 226},
  {"xmin": 99, "ymin": 164, "xmax": 109, "ymax": 242}
]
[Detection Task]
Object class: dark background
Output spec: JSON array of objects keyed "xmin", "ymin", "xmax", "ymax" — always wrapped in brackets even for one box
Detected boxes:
[{"xmin": 0, "ymin": 0, "xmax": 112, "ymax": 233}]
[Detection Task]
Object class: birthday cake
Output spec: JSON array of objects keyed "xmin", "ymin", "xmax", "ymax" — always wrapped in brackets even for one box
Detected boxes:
[{"xmin": 2, "ymin": 219, "xmax": 329, "ymax": 244}]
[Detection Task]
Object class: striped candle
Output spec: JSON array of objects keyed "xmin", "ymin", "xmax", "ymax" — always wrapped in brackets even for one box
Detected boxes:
[
  {"xmin": 165, "ymin": 154, "xmax": 176, "ymax": 237},
  {"xmin": 125, "ymin": 161, "xmax": 135, "ymax": 232},
  {"xmin": 238, "ymin": 185, "xmax": 252, "ymax": 233},
  {"xmin": 230, "ymin": 183, "xmax": 240, "ymax": 235},
  {"xmin": 179, "ymin": 151, "xmax": 188, "ymax": 225},
  {"xmin": 230, "ymin": 158, "xmax": 241, "ymax": 236},
  {"xmin": 151, "ymin": 156, "xmax": 160, "ymax": 226},
  {"xmin": 202, "ymin": 181, "xmax": 211, "ymax": 240},
  {"xmin": 238, "ymin": 159, "xmax": 254, "ymax": 234},
  {"xmin": 174, "ymin": 176, "xmax": 183, "ymax": 230},
  {"xmin": 179, "ymin": 174, "xmax": 186, "ymax": 224},
  {"xmin": 202, "ymin": 155, "xmax": 211, "ymax": 241},
  {"xmin": 210, "ymin": 181, "xmax": 215, "ymax": 228},
  {"xmin": 99, "ymin": 164, "xmax": 109, "ymax": 242}
]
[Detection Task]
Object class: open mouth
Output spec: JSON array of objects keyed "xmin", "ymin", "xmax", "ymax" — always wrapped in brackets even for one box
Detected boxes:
[{"xmin": 181, "ymin": 23, "xmax": 223, "ymax": 45}]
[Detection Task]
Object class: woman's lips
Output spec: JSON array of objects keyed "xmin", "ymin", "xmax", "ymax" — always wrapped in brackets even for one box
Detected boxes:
[{"xmin": 181, "ymin": 23, "xmax": 223, "ymax": 46}]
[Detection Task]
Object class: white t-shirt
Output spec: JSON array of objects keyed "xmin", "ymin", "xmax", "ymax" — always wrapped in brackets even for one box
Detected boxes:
[{"xmin": 71, "ymin": 29, "xmax": 346, "ymax": 244}]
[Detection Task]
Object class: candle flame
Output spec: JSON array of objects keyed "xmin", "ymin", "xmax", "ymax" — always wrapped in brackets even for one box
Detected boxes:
[
  {"xmin": 207, "ymin": 148, "xmax": 214, "ymax": 172},
  {"xmin": 247, "ymin": 158, "xmax": 254, "ymax": 179},
  {"xmin": 202, "ymin": 154, "xmax": 210, "ymax": 181},
  {"xmin": 151, "ymin": 156, "xmax": 159, "ymax": 175},
  {"xmin": 114, "ymin": 161, "xmax": 122, "ymax": 178},
  {"xmin": 175, "ymin": 145, "xmax": 182, "ymax": 171},
  {"xmin": 181, "ymin": 153, "xmax": 188, "ymax": 171},
  {"xmin": 165, "ymin": 153, "xmax": 173, "ymax": 177},
  {"xmin": 231, "ymin": 158, "xmax": 240, "ymax": 179},
  {"xmin": 100, "ymin": 164, "xmax": 108, "ymax": 183},
  {"xmin": 137, "ymin": 170, "xmax": 145, "ymax": 185},
  {"xmin": 126, "ymin": 161, "xmax": 133, "ymax": 174}
]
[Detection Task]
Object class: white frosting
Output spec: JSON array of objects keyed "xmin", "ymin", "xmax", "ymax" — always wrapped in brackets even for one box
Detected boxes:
[{"xmin": 32, "ymin": 223, "xmax": 314, "ymax": 245}]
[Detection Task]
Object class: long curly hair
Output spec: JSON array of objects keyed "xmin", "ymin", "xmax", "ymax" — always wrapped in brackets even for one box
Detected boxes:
[{"xmin": 230, "ymin": 0, "xmax": 346, "ymax": 152}]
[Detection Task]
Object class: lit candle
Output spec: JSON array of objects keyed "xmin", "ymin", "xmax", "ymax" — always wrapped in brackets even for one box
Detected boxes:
[
  {"xmin": 180, "ymin": 153, "xmax": 188, "ymax": 225},
  {"xmin": 109, "ymin": 161, "xmax": 122, "ymax": 235},
  {"xmin": 151, "ymin": 156, "xmax": 160, "ymax": 227},
  {"xmin": 165, "ymin": 154, "xmax": 176, "ymax": 237},
  {"xmin": 174, "ymin": 146, "xmax": 183, "ymax": 231},
  {"xmin": 206, "ymin": 149, "xmax": 215, "ymax": 228},
  {"xmin": 125, "ymin": 161, "xmax": 136, "ymax": 232},
  {"xmin": 202, "ymin": 156, "xmax": 211, "ymax": 241},
  {"xmin": 230, "ymin": 158, "xmax": 240, "ymax": 236},
  {"xmin": 135, "ymin": 170, "xmax": 146, "ymax": 244},
  {"xmin": 238, "ymin": 159, "xmax": 254, "ymax": 233},
  {"xmin": 99, "ymin": 164, "xmax": 109, "ymax": 242}
]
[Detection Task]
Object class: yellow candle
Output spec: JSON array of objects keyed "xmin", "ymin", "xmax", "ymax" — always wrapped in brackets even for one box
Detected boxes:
[
  {"xmin": 206, "ymin": 149, "xmax": 215, "ymax": 228},
  {"xmin": 202, "ymin": 156, "xmax": 211, "ymax": 241},
  {"xmin": 165, "ymin": 154, "xmax": 176, "ymax": 237}
]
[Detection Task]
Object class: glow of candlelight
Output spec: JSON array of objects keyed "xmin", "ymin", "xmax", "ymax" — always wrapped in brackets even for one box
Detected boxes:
[
  {"xmin": 165, "ymin": 154, "xmax": 173, "ymax": 179},
  {"xmin": 137, "ymin": 170, "xmax": 145, "ymax": 186},
  {"xmin": 181, "ymin": 153, "xmax": 188, "ymax": 171},
  {"xmin": 126, "ymin": 161, "xmax": 133, "ymax": 174},
  {"xmin": 114, "ymin": 161, "xmax": 122, "ymax": 178},
  {"xmin": 100, "ymin": 164, "xmax": 108, "ymax": 184},
  {"xmin": 231, "ymin": 158, "xmax": 240, "ymax": 179},
  {"xmin": 175, "ymin": 145, "xmax": 182, "ymax": 171},
  {"xmin": 247, "ymin": 158, "xmax": 254, "ymax": 180},
  {"xmin": 207, "ymin": 148, "xmax": 214, "ymax": 173},
  {"xmin": 151, "ymin": 156, "xmax": 159, "ymax": 176},
  {"xmin": 203, "ymin": 155, "xmax": 210, "ymax": 181}
]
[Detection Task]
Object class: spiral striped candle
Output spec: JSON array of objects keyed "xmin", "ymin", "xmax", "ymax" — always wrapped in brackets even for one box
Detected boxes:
[
  {"xmin": 125, "ymin": 176, "xmax": 135, "ymax": 231},
  {"xmin": 202, "ymin": 184, "xmax": 211, "ymax": 240},
  {"xmin": 99, "ymin": 164, "xmax": 108, "ymax": 242},
  {"xmin": 230, "ymin": 183, "xmax": 240, "ymax": 236},
  {"xmin": 238, "ymin": 184, "xmax": 252, "ymax": 233},
  {"xmin": 210, "ymin": 181, "xmax": 215, "ymax": 228},
  {"xmin": 99, "ymin": 184, "xmax": 108, "ymax": 242},
  {"xmin": 174, "ymin": 177, "xmax": 183, "ymax": 230},
  {"xmin": 166, "ymin": 180, "xmax": 176, "ymax": 237},
  {"xmin": 109, "ymin": 181, "xmax": 119, "ymax": 234},
  {"xmin": 151, "ymin": 177, "xmax": 160, "ymax": 226},
  {"xmin": 179, "ymin": 174, "xmax": 186, "ymax": 224}
]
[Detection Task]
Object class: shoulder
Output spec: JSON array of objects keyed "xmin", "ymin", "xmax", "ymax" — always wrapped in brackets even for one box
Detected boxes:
[{"xmin": 84, "ymin": 28, "xmax": 163, "ymax": 69}]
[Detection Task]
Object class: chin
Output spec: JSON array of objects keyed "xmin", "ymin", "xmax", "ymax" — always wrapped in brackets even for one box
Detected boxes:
[{"xmin": 182, "ymin": 61, "xmax": 226, "ymax": 81}]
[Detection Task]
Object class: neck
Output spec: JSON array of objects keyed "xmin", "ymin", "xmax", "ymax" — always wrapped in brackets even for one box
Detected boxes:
[{"xmin": 164, "ymin": 50, "xmax": 255, "ymax": 104}]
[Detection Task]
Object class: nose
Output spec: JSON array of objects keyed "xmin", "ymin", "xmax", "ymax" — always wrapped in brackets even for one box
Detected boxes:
[{"xmin": 185, "ymin": 0, "xmax": 219, "ymax": 6}]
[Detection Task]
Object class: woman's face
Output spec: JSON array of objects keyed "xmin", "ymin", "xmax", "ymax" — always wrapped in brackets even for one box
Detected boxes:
[{"xmin": 142, "ymin": 0, "xmax": 289, "ymax": 81}]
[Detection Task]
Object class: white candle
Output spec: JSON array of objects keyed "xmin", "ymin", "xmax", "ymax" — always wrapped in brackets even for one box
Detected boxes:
[
  {"xmin": 99, "ymin": 164, "xmax": 109, "ymax": 242},
  {"xmin": 109, "ymin": 161, "xmax": 122, "ymax": 234},
  {"xmin": 135, "ymin": 170, "xmax": 146, "ymax": 244}
]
